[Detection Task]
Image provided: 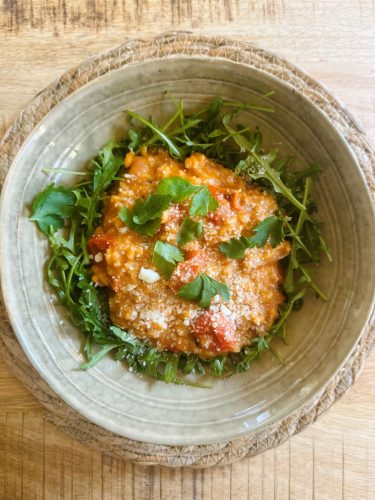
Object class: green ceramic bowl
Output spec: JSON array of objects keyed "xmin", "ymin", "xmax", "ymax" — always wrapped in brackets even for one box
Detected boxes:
[{"xmin": 0, "ymin": 34, "xmax": 374, "ymax": 462}]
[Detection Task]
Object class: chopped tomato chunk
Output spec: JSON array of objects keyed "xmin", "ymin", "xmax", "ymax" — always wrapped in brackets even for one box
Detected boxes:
[
  {"xmin": 169, "ymin": 250, "xmax": 205, "ymax": 292},
  {"xmin": 207, "ymin": 189, "xmax": 234, "ymax": 225},
  {"xmin": 87, "ymin": 234, "xmax": 113, "ymax": 254},
  {"xmin": 192, "ymin": 310, "xmax": 238, "ymax": 352}
]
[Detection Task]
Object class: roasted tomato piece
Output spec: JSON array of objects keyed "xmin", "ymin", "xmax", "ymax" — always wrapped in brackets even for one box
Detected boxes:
[
  {"xmin": 192, "ymin": 310, "xmax": 238, "ymax": 352},
  {"xmin": 87, "ymin": 233, "xmax": 113, "ymax": 254},
  {"xmin": 207, "ymin": 188, "xmax": 234, "ymax": 225},
  {"xmin": 169, "ymin": 250, "xmax": 205, "ymax": 292}
]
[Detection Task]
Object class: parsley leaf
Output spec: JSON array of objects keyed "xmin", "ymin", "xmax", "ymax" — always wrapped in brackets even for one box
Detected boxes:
[
  {"xmin": 118, "ymin": 193, "xmax": 171, "ymax": 236},
  {"xmin": 220, "ymin": 216, "xmax": 284, "ymax": 259},
  {"xmin": 177, "ymin": 273, "xmax": 230, "ymax": 308},
  {"xmin": 156, "ymin": 177, "xmax": 198, "ymax": 202},
  {"xmin": 29, "ymin": 183, "xmax": 76, "ymax": 235},
  {"xmin": 152, "ymin": 241, "xmax": 184, "ymax": 278},
  {"xmin": 220, "ymin": 235, "xmax": 250, "ymax": 259},
  {"xmin": 118, "ymin": 206, "xmax": 161, "ymax": 236},
  {"xmin": 132, "ymin": 194, "xmax": 171, "ymax": 225},
  {"xmin": 177, "ymin": 218, "xmax": 203, "ymax": 246},
  {"xmin": 248, "ymin": 215, "xmax": 284, "ymax": 248},
  {"xmin": 189, "ymin": 186, "xmax": 219, "ymax": 217}
]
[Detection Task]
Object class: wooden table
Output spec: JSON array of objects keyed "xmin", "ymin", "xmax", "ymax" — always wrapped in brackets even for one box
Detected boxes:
[{"xmin": 0, "ymin": 1, "xmax": 374, "ymax": 498}]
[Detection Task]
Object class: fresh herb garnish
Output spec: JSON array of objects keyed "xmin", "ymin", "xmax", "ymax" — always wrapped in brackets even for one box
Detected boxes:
[
  {"xmin": 177, "ymin": 217, "xmax": 203, "ymax": 246},
  {"xmin": 177, "ymin": 273, "xmax": 230, "ymax": 308},
  {"xmin": 132, "ymin": 194, "xmax": 171, "ymax": 225},
  {"xmin": 118, "ymin": 205, "xmax": 162, "ymax": 236},
  {"xmin": 156, "ymin": 176, "xmax": 198, "ymax": 202},
  {"xmin": 220, "ymin": 215, "xmax": 285, "ymax": 259},
  {"xmin": 118, "ymin": 193, "xmax": 171, "ymax": 236},
  {"xmin": 152, "ymin": 241, "xmax": 184, "ymax": 278},
  {"xmin": 189, "ymin": 186, "xmax": 218, "ymax": 217},
  {"xmin": 220, "ymin": 236, "xmax": 252, "ymax": 260},
  {"xmin": 250, "ymin": 215, "xmax": 285, "ymax": 248},
  {"xmin": 156, "ymin": 176, "xmax": 218, "ymax": 217},
  {"xmin": 29, "ymin": 184, "xmax": 76, "ymax": 235}
]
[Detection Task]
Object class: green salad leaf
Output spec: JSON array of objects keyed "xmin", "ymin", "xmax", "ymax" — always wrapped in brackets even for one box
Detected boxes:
[{"xmin": 29, "ymin": 184, "xmax": 76, "ymax": 234}]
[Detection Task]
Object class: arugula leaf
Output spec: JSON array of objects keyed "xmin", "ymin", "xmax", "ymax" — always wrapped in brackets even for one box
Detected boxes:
[
  {"xmin": 177, "ymin": 273, "xmax": 230, "ymax": 308},
  {"xmin": 220, "ymin": 216, "xmax": 284, "ymax": 259},
  {"xmin": 80, "ymin": 344, "xmax": 120, "ymax": 369},
  {"xmin": 30, "ymin": 183, "xmax": 76, "ymax": 235},
  {"xmin": 156, "ymin": 176, "xmax": 198, "ymax": 202},
  {"xmin": 83, "ymin": 139, "xmax": 124, "ymax": 235},
  {"xmin": 92, "ymin": 139, "xmax": 124, "ymax": 193},
  {"xmin": 127, "ymin": 110, "xmax": 182, "ymax": 158},
  {"xmin": 132, "ymin": 194, "xmax": 171, "ymax": 225},
  {"xmin": 223, "ymin": 115, "xmax": 307, "ymax": 212},
  {"xmin": 118, "ymin": 206, "xmax": 161, "ymax": 236},
  {"xmin": 152, "ymin": 241, "xmax": 184, "ymax": 278},
  {"xmin": 190, "ymin": 186, "xmax": 219, "ymax": 217},
  {"xmin": 128, "ymin": 129, "xmax": 140, "ymax": 151},
  {"xmin": 177, "ymin": 218, "xmax": 203, "ymax": 246}
]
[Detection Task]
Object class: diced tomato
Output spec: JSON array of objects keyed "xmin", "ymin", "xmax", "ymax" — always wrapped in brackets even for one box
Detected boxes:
[
  {"xmin": 169, "ymin": 249, "xmax": 205, "ymax": 292},
  {"xmin": 87, "ymin": 234, "xmax": 113, "ymax": 254},
  {"xmin": 192, "ymin": 310, "xmax": 238, "ymax": 352}
]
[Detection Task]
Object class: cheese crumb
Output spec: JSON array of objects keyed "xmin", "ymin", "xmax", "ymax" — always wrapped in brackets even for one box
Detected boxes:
[
  {"xmin": 94, "ymin": 252, "xmax": 103, "ymax": 263},
  {"xmin": 118, "ymin": 227, "xmax": 128, "ymax": 234},
  {"xmin": 220, "ymin": 305, "xmax": 232, "ymax": 317},
  {"xmin": 138, "ymin": 267, "xmax": 160, "ymax": 283},
  {"xmin": 129, "ymin": 310, "xmax": 138, "ymax": 321}
]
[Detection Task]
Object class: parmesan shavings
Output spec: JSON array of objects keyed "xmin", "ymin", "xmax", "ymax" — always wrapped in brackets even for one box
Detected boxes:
[{"xmin": 138, "ymin": 267, "xmax": 161, "ymax": 283}]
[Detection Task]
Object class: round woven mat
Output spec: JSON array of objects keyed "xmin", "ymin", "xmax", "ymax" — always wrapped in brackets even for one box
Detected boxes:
[{"xmin": 0, "ymin": 32, "xmax": 374, "ymax": 468}]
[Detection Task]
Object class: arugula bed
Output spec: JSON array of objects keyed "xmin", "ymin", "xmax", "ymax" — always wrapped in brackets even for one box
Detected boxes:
[{"xmin": 30, "ymin": 96, "xmax": 331, "ymax": 386}]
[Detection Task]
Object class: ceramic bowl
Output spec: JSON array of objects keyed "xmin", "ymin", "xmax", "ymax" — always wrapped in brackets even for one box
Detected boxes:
[{"xmin": 0, "ymin": 34, "xmax": 374, "ymax": 458}]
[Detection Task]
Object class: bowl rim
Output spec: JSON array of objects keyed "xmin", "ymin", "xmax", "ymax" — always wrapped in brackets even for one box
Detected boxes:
[{"xmin": 0, "ymin": 31, "xmax": 374, "ymax": 467}]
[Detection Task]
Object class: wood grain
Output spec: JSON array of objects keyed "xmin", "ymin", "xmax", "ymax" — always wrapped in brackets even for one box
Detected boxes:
[{"xmin": 0, "ymin": 0, "xmax": 374, "ymax": 498}]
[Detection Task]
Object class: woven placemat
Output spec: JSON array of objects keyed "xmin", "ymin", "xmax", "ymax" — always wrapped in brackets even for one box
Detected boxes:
[{"xmin": 0, "ymin": 32, "xmax": 374, "ymax": 467}]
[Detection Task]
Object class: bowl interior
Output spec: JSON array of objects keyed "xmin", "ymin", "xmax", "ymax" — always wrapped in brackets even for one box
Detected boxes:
[{"xmin": 1, "ymin": 57, "xmax": 374, "ymax": 445}]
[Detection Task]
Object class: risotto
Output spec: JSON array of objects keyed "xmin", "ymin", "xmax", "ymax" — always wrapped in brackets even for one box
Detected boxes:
[{"xmin": 89, "ymin": 149, "xmax": 290, "ymax": 358}]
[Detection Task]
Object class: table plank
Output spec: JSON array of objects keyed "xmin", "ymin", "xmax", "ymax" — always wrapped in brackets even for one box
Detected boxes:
[{"xmin": 0, "ymin": 1, "xmax": 374, "ymax": 498}]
